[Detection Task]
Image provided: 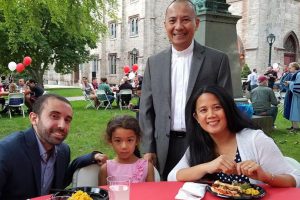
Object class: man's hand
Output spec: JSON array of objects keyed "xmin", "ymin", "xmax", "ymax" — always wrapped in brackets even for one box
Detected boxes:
[
  {"xmin": 128, "ymin": 103, "xmax": 133, "ymax": 109},
  {"xmin": 94, "ymin": 153, "xmax": 108, "ymax": 166},
  {"xmin": 143, "ymin": 153, "xmax": 157, "ymax": 166}
]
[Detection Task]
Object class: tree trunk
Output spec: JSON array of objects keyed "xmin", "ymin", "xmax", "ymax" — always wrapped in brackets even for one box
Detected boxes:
[{"xmin": 28, "ymin": 62, "xmax": 47, "ymax": 88}]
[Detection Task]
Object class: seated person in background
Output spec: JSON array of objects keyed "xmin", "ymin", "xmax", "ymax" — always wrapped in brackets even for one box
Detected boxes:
[
  {"xmin": 99, "ymin": 115, "xmax": 154, "ymax": 185},
  {"xmin": 0, "ymin": 83, "xmax": 6, "ymax": 110},
  {"xmin": 132, "ymin": 76, "xmax": 140, "ymax": 89},
  {"xmin": 17, "ymin": 78, "xmax": 28, "ymax": 92},
  {"xmin": 92, "ymin": 77, "xmax": 98, "ymax": 90},
  {"xmin": 8, "ymin": 82, "xmax": 18, "ymax": 93},
  {"xmin": 81, "ymin": 76, "xmax": 99, "ymax": 107},
  {"xmin": 25, "ymin": 79, "xmax": 45, "ymax": 113},
  {"xmin": 117, "ymin": 76, "xmax": 133, "ymax": 106},
  {"xmin": 0, "ymin": 94, "xmax": 108, "ymax": 200},
  {"xmin": 98, "ymin": 77, "xmax": 115, "ymax": 104},
  {"xmin": 128, "ymin": 85, "xmax": 142, "ymax": 119},
  {"xmin": 6, "ymin": 83, "xmax": 22, "ymax": 114},
  {"xmin": 168, "ymin": 85, "xmax": 300, "ymax": 187},
  {"xmin": 250, "ymin": 75, "xmax": 279, "ymax": 127}
]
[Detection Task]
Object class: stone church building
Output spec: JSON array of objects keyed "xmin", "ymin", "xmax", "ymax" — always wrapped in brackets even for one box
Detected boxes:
[{"xmin": 44, "ymin": 0, "xmax": 300, "ymax": 85}]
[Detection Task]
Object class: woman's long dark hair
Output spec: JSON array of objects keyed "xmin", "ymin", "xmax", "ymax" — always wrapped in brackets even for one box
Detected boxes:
[{"xmin": 189, "ymin": 85, "xmax": 258, "ymax": 170}]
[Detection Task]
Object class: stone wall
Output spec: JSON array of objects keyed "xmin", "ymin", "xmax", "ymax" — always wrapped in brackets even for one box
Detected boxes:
[
  {"xmin": 44, "ymin": 0, "xmax": 300, "ymax": 85},
  {"xmin": 228, "ymin": 0, "xmax": 300, "ymax": 75}
]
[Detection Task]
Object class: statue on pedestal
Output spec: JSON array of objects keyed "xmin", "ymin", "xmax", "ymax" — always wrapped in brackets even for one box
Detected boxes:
[{"xmin": 193, "ymin": 0, "xmax": 230, "ymax": 14}]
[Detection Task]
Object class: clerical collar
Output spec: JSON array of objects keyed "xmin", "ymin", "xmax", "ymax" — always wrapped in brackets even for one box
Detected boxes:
[{"xmin": 172, "ymin": 40, "xmax": 194, "ymax": 56}]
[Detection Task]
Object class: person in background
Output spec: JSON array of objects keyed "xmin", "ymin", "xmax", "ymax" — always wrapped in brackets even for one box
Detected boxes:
[
  {"xmin": 168, "ymin": 85, "xmax": 300, "ymax": 188},
  {"xmin": 17, "ymin": 78, "xmax": 28, "ymax": 92},
  {"xmin": 92, "ymin": 77, "xmax": 99, "ymax": 90},
  {"xmin": 140, "ymin": 0, "xmax": 232, "ymax": 180},
  {"xmin": 132, "ymin": 76, "xmax": 140, "ymax": 89},
  {"xmin": 8, "ymin": 82, "xmax": 18, "ymax": 93},
  {"xmin": 99, "ymin": 115, "xmax": 154, "ymax": 185},
  {"xmin": 249, "ymin": 68, "xmax": 258, "ymax": 90},
  {"xmin": 246, "ymin": 71, "xmax": 252, "ymax": 91},
  {"xmin": 250, "ymin": 75, "xmax": 279, "ymax": 128},
  {"xmin": 98, "ymin": 77, "xmax": 115, "ymax": 105},
  {"xmin": 129, "ymin": 85, "xmax": 142, "ymax": 119},
  {"xmin": 116, "ymin": 76, "xmax": 133, "ymax": 106},
  {"xmin": 25, "ymin": 79, "xmax": 45, "ymax": 113},
  {"xmin": 279, "ymin": 66, "xmax": 293, "ymax": 93},
  {"xmin": 284, "ymin": 62, "xmax": 300, "ymax": 133},
  {"xmin": 0, "ymin": 94, "xmax": 108, "ymax": 200},
  {"xmin": 264, "ymin": 66, "xmax": 278, "ymax": 89},
  {"xmin": 0, "ymin": 82, "xmax": 6, "ymax": 110},
  {"xmin": 81, "ymin": 77, "xmax": 99, "ymax": 107}
]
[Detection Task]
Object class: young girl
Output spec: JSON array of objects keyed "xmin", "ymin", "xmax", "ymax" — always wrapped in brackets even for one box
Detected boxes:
[{"xmin": 99, "ymin": 115, "xmax": 154, "ymax": 185}]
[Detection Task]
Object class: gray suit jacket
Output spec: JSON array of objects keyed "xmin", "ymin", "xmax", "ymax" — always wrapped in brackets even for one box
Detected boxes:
[{"xmin": 139, "ymin": 41, "xmax": 233, "ymax": 174}]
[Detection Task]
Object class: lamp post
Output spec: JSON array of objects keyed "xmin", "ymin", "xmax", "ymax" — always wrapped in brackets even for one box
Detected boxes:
[{"xmin": 267, "ymin": 33, "xmax": 276, "ymax": 66}]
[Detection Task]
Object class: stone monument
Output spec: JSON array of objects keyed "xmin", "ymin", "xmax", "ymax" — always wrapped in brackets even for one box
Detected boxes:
[{"xmin": 193, "ymin": 0, "xmax": 243, "ymax": 98}]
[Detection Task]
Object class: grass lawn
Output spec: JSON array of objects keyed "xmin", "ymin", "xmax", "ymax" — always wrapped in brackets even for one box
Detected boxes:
[
  {"xmin": 45, "ymin": 88, "xmax": 82, "ymax": 97},
  {"xmin": 0, "ymin": 88, "xmax": 299, "ymax": 163}
]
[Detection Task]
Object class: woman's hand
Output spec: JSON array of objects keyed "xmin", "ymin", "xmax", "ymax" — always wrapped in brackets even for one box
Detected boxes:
[
  {"xmin": 207, "ymin": 155, "xmax": 237, "ymax": 175},
  {"xmin": 236, "ymin": 160, "xmax": 269, "ymax": 182}
]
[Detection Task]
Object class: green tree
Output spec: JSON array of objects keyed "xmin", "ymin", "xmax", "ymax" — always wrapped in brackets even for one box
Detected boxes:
[{"xmin": 0, "ymin": 0, "xmax": 117, "ymax": 85}]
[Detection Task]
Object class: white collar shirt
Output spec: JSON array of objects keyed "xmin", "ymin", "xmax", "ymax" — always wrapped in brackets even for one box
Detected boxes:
[{"xmin": 171, "ymin": 41, "xmax": 194, "ymax": 131}]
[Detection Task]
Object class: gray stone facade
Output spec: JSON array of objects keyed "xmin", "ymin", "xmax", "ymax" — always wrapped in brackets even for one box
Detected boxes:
[
  {"xmin": 228, "ymin": 0, "xmax": 300, "ymax": 75},
  {"xmin": 44, "ymin": 0, "xmax": 300, "ymax": 85}
]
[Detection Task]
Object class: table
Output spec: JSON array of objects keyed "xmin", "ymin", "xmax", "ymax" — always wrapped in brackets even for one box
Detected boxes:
[{"xmin": 31, "ymin": 181, "xmax": 300, "ymax": 200}]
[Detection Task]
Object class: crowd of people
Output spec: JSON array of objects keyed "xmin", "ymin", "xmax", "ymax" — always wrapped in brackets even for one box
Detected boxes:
[
  {"xmin": 81, "ymin": 73, "xmax": 142, "ymax": 110},
  {"xmin": 0, "ymin": 77, "xmax": 45, "ymax": 115},
  {"xmin": 243, "ymin": 62, "xmax": 300, "ymax": 132},
  {"xmin": 1, "ymin": 1, "xmax": 300, "ymax": 200}
]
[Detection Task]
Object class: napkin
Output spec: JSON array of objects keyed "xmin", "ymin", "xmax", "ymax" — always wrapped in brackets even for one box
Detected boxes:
[{"xmin": 175, "ymin": 182, "xmax": 207, "ymax": 200}]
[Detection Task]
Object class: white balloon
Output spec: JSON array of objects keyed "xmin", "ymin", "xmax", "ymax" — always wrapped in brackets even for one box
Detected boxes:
[
  {"xmin": 8, "ymin": 62, "xmax": 17, "ymax": 71},
  {"xmin": 272, "ymin": 63, "xmax": 279, "ymax": 69},
  {"xmin": 128, "ymin": 72, "xmax": 135, "ymax": 80}
]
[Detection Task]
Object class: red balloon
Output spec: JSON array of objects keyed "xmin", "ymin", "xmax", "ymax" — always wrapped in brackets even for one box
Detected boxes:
[
  {"xmin": 132, "ymin": 64, "xmax": 139, "ymax": 72},
  {"xmin": 123, "ymin": 65, "xmax": 130, "ymax": 74},
  {"xmin": 16, "ymin": 63, "xmax": 25, "ymax": 73},
  {"xmin": 23, "ymin": 56, "xmax": 32, "ymax": 66}
]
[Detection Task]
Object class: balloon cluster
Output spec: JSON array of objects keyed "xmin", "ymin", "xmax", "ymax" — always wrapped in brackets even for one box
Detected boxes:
[
  {"xmin": 123, "ymin": 64, "xmax": 139, "ymax": 74},
  {"xmin": 8, "ymin": 56, "xmax": 32, "ymax": 73}
]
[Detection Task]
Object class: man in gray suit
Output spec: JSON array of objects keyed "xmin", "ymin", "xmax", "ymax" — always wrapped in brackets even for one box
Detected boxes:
[{"xmin": 139, "ymin": 0, "xmax": 233, "ymax": 180}]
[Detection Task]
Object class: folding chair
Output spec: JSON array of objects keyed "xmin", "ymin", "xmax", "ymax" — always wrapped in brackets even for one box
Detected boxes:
[
  {"xmin": 83, "ymin": 91, "xmax": 96, "ymax": 109},
  {"xmin": 118, "ymin": 89, "xmax": 132, "ymax": 110},
  {"xmin": 72, "ymin": 164, "xmax": 100, "ymax": 187},
  {"xmin": 96, "ymin": 90, "xmax": 112, "ymax": 110},
  {"xmin": 8, "ymin": 93, "xmax": 25, "ymax": 118}
]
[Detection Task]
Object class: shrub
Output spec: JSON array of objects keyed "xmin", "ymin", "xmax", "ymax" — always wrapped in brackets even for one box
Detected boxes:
[{"xmin": 241, "ymin": 64, "xmax": 251, "ymax": 78}]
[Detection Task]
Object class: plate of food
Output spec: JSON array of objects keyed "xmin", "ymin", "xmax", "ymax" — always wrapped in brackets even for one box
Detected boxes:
[
  {"xmin": 52, "ymin": 187, "xmax": 109, "ymax": 200},
  {"xmin": 206, "ymin": 180, "xmax": 266, "ymax": 199}
]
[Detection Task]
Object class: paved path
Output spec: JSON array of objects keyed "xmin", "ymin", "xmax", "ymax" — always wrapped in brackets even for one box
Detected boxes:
[
  {"xmin": 44, "ymin": 84, "xmax": 84, "ymax": 101},
  {"xmin": 66, "ymin": 96, "xmax": 84, "ymax": 101}
]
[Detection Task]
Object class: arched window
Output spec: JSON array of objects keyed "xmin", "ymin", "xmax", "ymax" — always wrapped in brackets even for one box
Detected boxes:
[{"xmin": 284, "ymin": 33, "xmax": 298, "ymax": 65}]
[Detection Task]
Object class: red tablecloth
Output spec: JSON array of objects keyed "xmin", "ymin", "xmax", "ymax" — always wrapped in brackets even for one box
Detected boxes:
[{"xmin": 31, "ymin": 181, "xmax": 300, "ymax": 200}]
